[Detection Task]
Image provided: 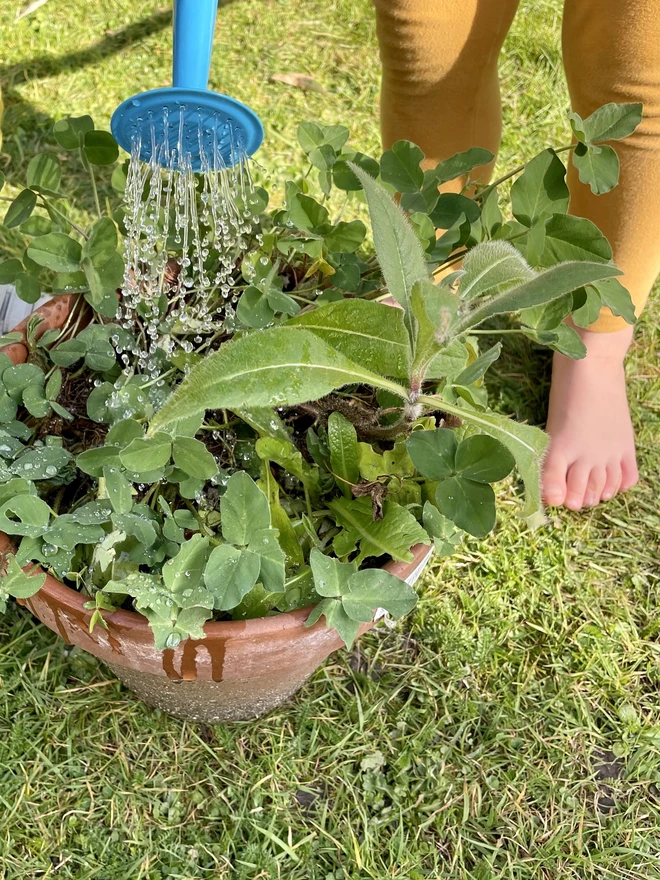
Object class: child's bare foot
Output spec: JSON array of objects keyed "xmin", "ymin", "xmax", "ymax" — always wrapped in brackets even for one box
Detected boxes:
[{"xmin": 542, "ymin": 324, "xmax": 638, "ymax": 510}]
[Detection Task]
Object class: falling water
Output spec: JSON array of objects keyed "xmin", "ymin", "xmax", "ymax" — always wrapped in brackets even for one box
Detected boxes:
[{"xmin": 116, "ymin": 110, "xmax": 264, "ymax": 377}]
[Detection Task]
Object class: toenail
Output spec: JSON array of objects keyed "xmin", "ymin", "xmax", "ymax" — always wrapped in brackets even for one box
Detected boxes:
[{"xmin": 601, "ymin": 491, "xmax": 613, "ymax": 501}]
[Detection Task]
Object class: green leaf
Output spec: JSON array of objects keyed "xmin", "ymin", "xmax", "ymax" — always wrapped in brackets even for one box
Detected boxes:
[
  {"xmin": 220, "ymin": 471, "xmax": 271, "ymax": 546},
  {"xmin": 458, "ymin": 241, "xmax": 535, "ymax": 302},
  {"xmin": 49, "ymin": 338, "xmax": 87, "ymax": 367},
  {"xmin": 571, "ymin": 286, "xmax": 603, "ymax": 328},
  {"xmin": 70, "ymin": 500, "xmax": 113, "ymax": 525},
  {"xmin": 430, "ymin": 194, "xmax": 481, "ymax": 229},
  {"xmin": 204, "ymin": 544, "xmax": 261, "ymax": 611},
  {"xmin": 409, "ymin": 279, "xmax": 458, "ymax": 371},
  {"xmin": 288, "ymin": 299, "xmax": 410, "ymax": 379},
  {"xmin": 53, "ymin": 115, "xmax": 94, "ymax": 150},
  {"xmin": 573, "ymin": 141, "xmax": 620, "ymax": 196},
  {"xmin": 231, "ymin": 583, "xmax": 284, "ymax": 621},
  {"xmin": 580, "ymin": 102, "xmax": 643, "ymax": 143},
  {"xmin": 83, "ymin": 218, "xmax": 118, "ymax": 267},
  {"xmin": 0, "ymin": 495, "xmax": 51, "ymax": 537},
  {"xmin": 255, "ymin": 436, "xmax": 320, "ymax": 493},
  {"xmin": 84, "ymin": 130, "xmax": 119, "ymax": 166},
  {"xmin": 454, "ymin": 342, "xmax": 502, "ymax": 386},
  {"xmin": 309, "ymin": 548, "xmax": 355, "ymax": 597},
  {"xmin": 453, "ymin": 261, "xmax": 623, "ymax": 335},
  {"xmin": 0, "ymin": 260, "xmax": 24, "ymax": 284},
  {"xmin": 422, "ymin": 501, "xmax": 462, "ymax": 557},
  {"xmin": 328, "ymin": 497, "xmax": 429, "ymax": 565},
  {"xmin": 3, "ymin": 364, "xmax": 43, "ymax": 400},
  {"xmin": 436, "ymin": 476, "xmax": 495, "ymax": 537},
  {"xmin": 409, "ymin": 211, "xmax": 436, "ymax": 250},
  {"xmin": 520, "ymin": 291, "xmax": 573, "ymax": 331},
  {"xmin": 433, "ymin": 148, "xmax": 494, "ymax": 184},
  {"xmin": 380, "ymin": 140, "xmax": 425, "ymax": 193},
  {"xmin": 510, "ymin": 149, "xmax": 569, "ymax": 227},
  {"xmin": 455, "ymin": 435, "xmax": 514, "ymax": 482},
  {"xmin": 112, "ymin": 512, "xmax": 157, "ymax": 547},
  {"xmin": 236, "ymin": 286, "xmax": 275, "ymax": 328},
  {"xmin": 333, "ymin": 152, "xmax": 379, "ymax": 191},
  {"xmin": 248, "ymin": 528, "xmax": 286, "ymax": 593},
  {"xmin": 343, "ymin": 568, "xmax": 417, "ymax": 621},
  {"xmin": 288, "ymin": 193, "xmax": 330, "ymax": 233},
  {"xmin": 96, "ymin": 251, "xmax": 124, "ymax": 290},
  {"xmin": 26, "ymin": 153, "xmax": 61, "ymax": 194},
  {"xmin": 0, "ymin": 393, "xmax": 18, "ymax": 421},
  {"xmin": 481, "ymin": 187, "xmax": 504, "ymax": 238},
  {"xmin": 76, "ymin": 445, "xmax": 120, "ymax": 477},
  {"xmin": 149, "ymin": 327, "xmax": 405, "ymax": 434},
  {"xmin": 427, "ymin": 213, "xmax": 472, "ymax": 263},
  {"xmin": 10, "ymin": 447, "xmax": 71, "ymax": 480},
  {"xmin": 120, "ymin": 433, "xmax": 172, "ymax": 473},
  {"xmin": 297, "ymin": 121, "xmax": 349, "ymax": 154},
  {"xmin": 4, "ymin": 190, "xmax": 37, "ymax": 229},
  {"xmin": 22, "ymin": 384, "xmax": 50, "ymax": 418},
  {"xmin": 324, "ymin": 220, "xmax": 366, "ymax": 253},
  {"xmin": 236, "ymin": 408, "xmax": 292, "ymax": 446},
  {"xmin": 162, "ymin": 534, "xmax": 213, "ymax": 606},
  {"xmin": 524, "ymin": 323, "xmax": 587, "ymax": 359},
  {"xmin": 103, "ymin": 465, "xmax": 133, "ymax": 515},
  {"xmin": 306, "ymin": 597, "xmax": 360, "ymax": 649},
  {"xmin": 15, "ymin": 273, "xmax": 41, "ymax": 305},
  {"xmin": 259, "ymin": 462, "xmax": 304, "ymax": 566},
  {"xmin": 27, "ymin": 233, "xmax": 82, "ymax": 272},
  {"xmin": 45, "ymin": 515, "xmax": 105, "ymax": 550},
  {"xmin": 349, "ymin": 163, "xmax": 428, "ymax": 314},
  {"xmin": 1, "ymin": 556, "xmax": 46, "ymax": 599},
  {"xmin": 172, "ymin": 437, "xmax": 218, "ymax": 481},
  {"xmin": 537, "ymin": 214, "xmax": 612, "ymax": 266},
  {"xmin": 593, "ymin": 277, "xmax": 636, "ymax": 324},
  {"xmin": 327, "ymin": 412, "xmax": 360, "ymax": 497},
  {"xmin": 44, "ymin": 369, "xmax": 63, "ymax": 402},
  {"xmin": 428, "ymin": 399, "xmax": 548, "ymax": 522},
  {"xmin": 406, "ymin": 428, "xmax": 457, "ymax": 481}
]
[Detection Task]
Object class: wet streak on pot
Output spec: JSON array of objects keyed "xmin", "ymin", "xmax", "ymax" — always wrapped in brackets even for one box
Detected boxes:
[{"xmin": 162, "ymin": 635, "xmax": 227, "ymax": 682}]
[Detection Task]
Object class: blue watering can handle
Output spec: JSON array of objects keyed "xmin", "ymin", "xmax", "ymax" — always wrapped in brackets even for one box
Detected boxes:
[{"xmin": 172, "ymin": 0, "xmax": 219, "ymax": 90}]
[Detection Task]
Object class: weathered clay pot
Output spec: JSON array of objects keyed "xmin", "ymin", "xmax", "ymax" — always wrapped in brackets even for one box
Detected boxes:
[{"xmin": 1, "ymin": 296, "xmax": 432, "ymax": 722}]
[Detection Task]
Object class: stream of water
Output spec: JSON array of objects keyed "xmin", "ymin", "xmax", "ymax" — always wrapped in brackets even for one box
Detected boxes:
[{"xmin": 117, "ymin": 114, "xmax": 263, "ymax": 377}]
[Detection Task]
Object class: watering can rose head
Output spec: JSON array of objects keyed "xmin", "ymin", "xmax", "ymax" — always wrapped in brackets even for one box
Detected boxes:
[{"xmin": 0, "ymin": 102, "xmax": 639, "ymax": 650}]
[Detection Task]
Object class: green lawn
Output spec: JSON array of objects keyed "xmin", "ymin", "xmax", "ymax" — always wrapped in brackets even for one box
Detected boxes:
[{"xmin": 1, "ymin": 1, "xmax": 660, "ymax": 877}]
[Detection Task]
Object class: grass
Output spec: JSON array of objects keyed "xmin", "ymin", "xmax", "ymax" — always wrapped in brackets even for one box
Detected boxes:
[{"xmin": 1, "ymin": 0, "xmax": 660, "ymax": 877}]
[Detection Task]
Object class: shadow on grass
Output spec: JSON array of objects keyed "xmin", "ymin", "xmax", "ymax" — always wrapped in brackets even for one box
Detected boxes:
[{"xmin": 0, "ymin": 7, "xmax": 176, "ymax": 218}]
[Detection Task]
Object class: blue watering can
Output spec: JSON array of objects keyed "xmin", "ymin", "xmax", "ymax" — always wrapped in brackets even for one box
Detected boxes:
[{"xmin": 111, "ymin": 0, "xmax": 263, "ymax": 171}]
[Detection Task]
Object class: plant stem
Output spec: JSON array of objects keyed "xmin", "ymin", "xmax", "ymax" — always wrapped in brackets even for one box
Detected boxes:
[
  {"xmin": 80, "ymin": 149, "xmax": 102, "ymax": 220},
  {"xmin": 468, "ymin": 328, "xmax": 528, "ymax": 335},
  {"xmin": 476, "ymin": 143, "xmax": 576, "ymax": 202},
  {"xmin": 303, "ymin": 484, "xmax": 314, "ymax": 520},
  {"xmin": 39, "ymin": 196, "xmax": 88, "ymax": 239}
]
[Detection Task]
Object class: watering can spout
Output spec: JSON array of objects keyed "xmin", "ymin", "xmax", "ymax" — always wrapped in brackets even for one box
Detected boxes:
[
  {"xmin": 111, "ymin": 0, "xmax": 262, "ymax": 169},
  {"xmin": 172, "ymin": 0, "xmax": 219, "ymax": 91}
]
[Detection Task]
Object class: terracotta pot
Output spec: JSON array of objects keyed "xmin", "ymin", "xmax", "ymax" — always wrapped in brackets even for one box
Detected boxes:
[{"xmin": 1, "ymin": 296, "xmax": 432, "ymax": 722}]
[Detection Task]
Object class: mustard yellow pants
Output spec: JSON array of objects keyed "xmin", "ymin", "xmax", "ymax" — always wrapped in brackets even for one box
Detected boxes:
[{"xmin": 374, "ymin": 0, "xmax": 660, "ymax": 331}]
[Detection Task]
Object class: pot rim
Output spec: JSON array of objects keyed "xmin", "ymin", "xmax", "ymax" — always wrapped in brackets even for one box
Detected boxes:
[{"xmin": 1, "ymin": 295, "xmax": 432, "ymax": 642}]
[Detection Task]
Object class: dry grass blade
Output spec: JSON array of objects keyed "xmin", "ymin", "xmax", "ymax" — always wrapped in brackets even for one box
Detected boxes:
[{"xmin": 271, "ymin": 73, "xmax": 327, "ymax": 94}]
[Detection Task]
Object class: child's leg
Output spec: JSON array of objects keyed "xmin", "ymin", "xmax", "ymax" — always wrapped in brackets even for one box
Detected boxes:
[
  {"xmin": 542, "ymin": 0, "xmax": 660, "ymax": 509},
  {"xmin": 374, "ymin": 0, "xmax": 519, "ymax": 184}
]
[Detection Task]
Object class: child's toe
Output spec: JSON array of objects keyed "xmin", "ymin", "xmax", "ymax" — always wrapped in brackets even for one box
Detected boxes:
[
  {"xmin": 564, "ymin": 461, "xmax": 590, "ymax": 510},
  {"xmin": 584, "ymin": 466, "xmax": 606, "ymax": 507},
  {"xmin": 601, "ymin": 463, "xmax": 622, "ymax": 501}
]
